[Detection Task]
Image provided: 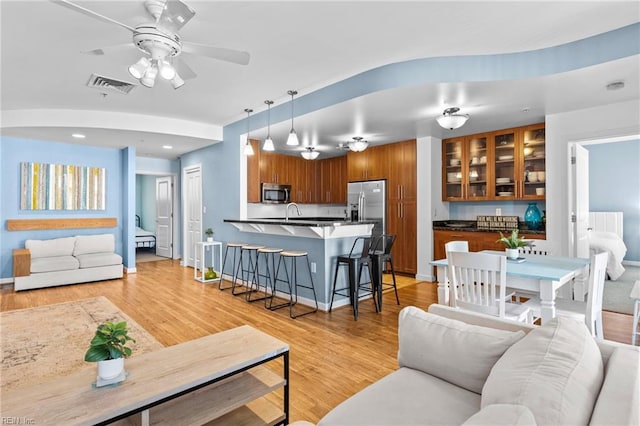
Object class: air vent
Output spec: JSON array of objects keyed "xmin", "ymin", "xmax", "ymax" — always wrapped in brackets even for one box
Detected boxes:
[{"xmin": 86, "ymin": 74, "xmax": 137, "ymax": 95}]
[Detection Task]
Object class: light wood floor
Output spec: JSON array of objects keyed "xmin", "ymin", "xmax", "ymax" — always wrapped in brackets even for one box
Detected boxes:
[{"xmin": 1, "ymin": 260, "xmax": 635, "ymax": 423}]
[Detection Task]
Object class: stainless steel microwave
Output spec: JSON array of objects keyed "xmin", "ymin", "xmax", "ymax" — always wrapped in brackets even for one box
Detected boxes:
[{"xmin": 261, "ymin": 183, "xmax": 291, "ymax": 204}]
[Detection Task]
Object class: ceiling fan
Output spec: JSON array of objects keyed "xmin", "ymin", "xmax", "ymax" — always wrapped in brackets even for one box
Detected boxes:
[{"xmin": 51, "ymin": 0, "xmax": 250, "ymax": 89}]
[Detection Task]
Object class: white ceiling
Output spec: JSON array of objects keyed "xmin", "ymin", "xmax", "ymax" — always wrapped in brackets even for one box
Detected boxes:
[{"xmin": 1, "ymin": 1, "xmax": 639, "ymax": 159}]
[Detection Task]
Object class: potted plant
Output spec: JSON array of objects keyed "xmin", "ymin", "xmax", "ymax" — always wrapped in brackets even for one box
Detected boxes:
[
  {"xmin": 204, "ymin": 228, "xmax": 214, "ymax": 242},
  {"xmin": 204, "ymin": 266, "xmax": 218, "ymax": 280},
  {"xmin": 85, "ymin": 321, "xmax": 135, "ymax": 381},
  {"xmin": 496, "ymin": 229, "xmax": 533, "ymax": 259}
]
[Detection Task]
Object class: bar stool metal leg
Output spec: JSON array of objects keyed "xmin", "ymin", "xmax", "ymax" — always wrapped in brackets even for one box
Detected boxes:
[
  {"xmin": 248, "ymin": 247, "xmax": 282, "ymax": 303},
  {"xmin": 232, "ymin": 244, "xmax": 264, "ymax": 296},
  {"xmin": 219, "ymin": 242, "xmax": 244, "ymax": 291},
  {"xmin": 271, "ymin": 250, "xmax": 318, "ymax": 318}
]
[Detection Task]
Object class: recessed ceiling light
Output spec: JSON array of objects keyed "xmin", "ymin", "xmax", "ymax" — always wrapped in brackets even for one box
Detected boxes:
[
  {"xmin": 72, "ymin": 133, "xmax": 86, "ymax": 139},
  {"xmin": 162, "ymin": 145, "xmax": 173, "ymax": 149},
  {"xmin": 606, "ymin": 81, "xmax": 625, "ymax": 91}
]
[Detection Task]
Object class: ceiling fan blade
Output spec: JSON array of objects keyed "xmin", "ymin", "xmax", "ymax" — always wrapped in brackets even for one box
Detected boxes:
[
  {"xmin": 82, "ymin": 43, "xmax": 136, "ymax": 56},
  {"xmin": 50, "ymin": 0, "xmax": 136, "ymax": 33},
  {"xmin": 174, "ymin": 57, "xmax": 197, "ymax": 80},
  {"xmin": 156, "ymin": 0, "xmax": 196, "ymax": 33},
  {"xmin": 182, "ymin": 42, "xmax": 250, "ymax": 66}
]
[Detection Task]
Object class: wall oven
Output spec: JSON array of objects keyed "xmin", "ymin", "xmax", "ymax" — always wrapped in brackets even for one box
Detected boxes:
[{"xmin": 261, "ymin": 183, "xmax": 291, "ymax": 204}]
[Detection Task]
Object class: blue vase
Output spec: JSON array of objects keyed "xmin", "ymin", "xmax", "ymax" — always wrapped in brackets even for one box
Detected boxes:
[{"xmin": 524, "ymin": 203, "xmax": 542, "ymax": 230}]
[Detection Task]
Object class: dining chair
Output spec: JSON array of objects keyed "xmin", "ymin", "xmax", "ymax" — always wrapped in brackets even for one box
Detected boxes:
[
  {"xmin": 522, "ymin": 252, "xmax": 608, "ymax": 338},
  {"xmin": 444, "ymin": 240, "xmax": 469, "ymax": 256},
  {"xmin": 447, "ymin": 251, "xmax": 532, "ymax": 323}
]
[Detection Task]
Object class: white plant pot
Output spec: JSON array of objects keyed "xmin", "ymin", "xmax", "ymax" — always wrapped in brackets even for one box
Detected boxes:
[
  {"xmin": 505, "ymin": 248, "xmax": 519, "ymax": 260},
  {"xmin": 206, "ymin": 237, "xmax": 213, "ymax": 242},
  {"xmin": 98, "ymin": 358, "xmax": 124, "ymax": 380}
]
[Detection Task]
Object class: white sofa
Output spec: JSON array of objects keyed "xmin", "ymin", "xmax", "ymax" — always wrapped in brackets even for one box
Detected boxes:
[
  {"xmin": 14, "ymin": 234, "xmax": 123, "ymax": 291},
  {"xmin": 318, "ymin": 304, "xmax": 640, "ymax": 426}
]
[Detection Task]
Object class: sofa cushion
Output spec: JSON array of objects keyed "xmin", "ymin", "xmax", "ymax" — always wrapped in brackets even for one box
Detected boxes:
[
  {"xmin": 589, "ymin": 346, "xmax": 640, "ymax": 426},
  {"xmin": 31, "ymin": 255, "xmax": 79, "ymax": 273},
  {"xmin": 73, "ymin": 234, "xmax": 115, "ymax": 256},
  {"xmin": 318, "ymin": 367, "xmax": 481, "ymax": 426},
  {"xmin": 397, "ymin": 306, "xmax": 525, "ymax": 394},
  {"xmin": 26, "ymin": 237, "xmax": 76, "ymax": 259},
  {"xmin": 462, "ymin": 404, "xmax": 537, "ymax": 425},
  {"xmin": 76, "ymin": 253, "xmax": 123, "ymax": 269},
  {"xmin": 482, "ymin": 317, "xmax": 604, "ymax": 426}
]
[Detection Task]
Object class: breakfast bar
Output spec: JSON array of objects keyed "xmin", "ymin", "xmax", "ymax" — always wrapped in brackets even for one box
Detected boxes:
[{"xmin": 224, "ymin": 218, "xmax": 376, "ymax": 311}]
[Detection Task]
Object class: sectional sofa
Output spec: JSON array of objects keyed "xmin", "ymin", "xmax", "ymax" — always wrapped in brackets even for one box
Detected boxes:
[
  {"xmin": 14, "ymin": 234, "xmax": 123, "ymax": 291},
  {"xmin": 315, "ymin": 304, "xmax": 639, "ymax": 425}
]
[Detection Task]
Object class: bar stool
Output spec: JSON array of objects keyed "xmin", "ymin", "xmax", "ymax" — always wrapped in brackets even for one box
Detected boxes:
[
  {"xmin": 233, "ymin": 244, "xmax": 264, "ymax": 296},
  {"xmin": 330, "ymin": 236, "xmax": 378, "ymax": 320},
  {"xmin": 271, "ymin": 250, "xmax": 318, "ymax": 318},
  {"xmin": 247, "ymin": 247, "xmax": 282, "ymax": 303},
  {"xmin": 631, "ymin": 280, "xmax": 640, "ymax": 346},
  {"xmin": 370, "ymin": 234, "xmax": 400, "ymax": 310},
  {"xmin": 219, "ymin": 242, "xmax": 245, "ymax": 291}
]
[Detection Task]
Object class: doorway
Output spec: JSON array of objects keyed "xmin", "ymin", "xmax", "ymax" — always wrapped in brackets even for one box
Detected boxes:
[
  {"xmin": 182, "ymin": 165, "xmax": 202, "ymax": 268},
  {"xmin": 135, "ymin": 174, "xmax": 177, "ymax": 263}
]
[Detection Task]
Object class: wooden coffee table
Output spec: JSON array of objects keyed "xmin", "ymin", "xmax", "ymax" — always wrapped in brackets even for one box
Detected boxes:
[{"xmin": 2, "ymin": 325, "xmax": 289, "ymax": 425}]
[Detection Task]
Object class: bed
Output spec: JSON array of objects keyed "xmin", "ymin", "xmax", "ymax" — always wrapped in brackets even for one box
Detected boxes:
[
  {"xmin": 588, "ymin": 211, "xmax": 627, "ymax": 280},
  {"xmin": 135, "ymin": 215, "xmax": 156, "ymax": 250}
]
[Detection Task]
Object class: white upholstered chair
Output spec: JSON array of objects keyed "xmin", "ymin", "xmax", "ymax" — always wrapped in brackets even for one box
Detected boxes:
[
  {"xmin": 522, "ymin": 252, "xmax": 609, "ymax": 338},
  {"xmin": 447, "ymin": 251, "xmax": 532, "ymax": 323}
]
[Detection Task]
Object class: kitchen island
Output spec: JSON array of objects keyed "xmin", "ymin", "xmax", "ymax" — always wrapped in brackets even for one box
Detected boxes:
[{"xmin": 223, "ymin": 218, "xmax": 377, "ymax": 311}]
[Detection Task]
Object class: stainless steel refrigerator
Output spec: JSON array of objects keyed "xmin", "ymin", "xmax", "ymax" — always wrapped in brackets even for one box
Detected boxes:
[{"xmin": 348, "ymin": 180, "xmax": 386, "ymax": 237}]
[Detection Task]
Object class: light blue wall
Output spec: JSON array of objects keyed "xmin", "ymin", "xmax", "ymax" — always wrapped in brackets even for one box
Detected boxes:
[
  {"xmin": 586, "ymin": 139, "xmax": 640, "ymax": 261},
  {"xmin": 135, "ymin": 175, "xmax": 157, "ymax": 231},
  {"xmin": 0, "ymin": 137, "xmax": 126, "ymax": 278}
]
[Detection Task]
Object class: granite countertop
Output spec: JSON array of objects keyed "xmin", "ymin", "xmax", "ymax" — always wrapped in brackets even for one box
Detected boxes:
[
  {"xmin": 224, "ymin": 217, "xmax": 379, "ymax": 227},
  {"xmin": 433, "ymin": 220, "xmax": 546, "ymax": 235}
]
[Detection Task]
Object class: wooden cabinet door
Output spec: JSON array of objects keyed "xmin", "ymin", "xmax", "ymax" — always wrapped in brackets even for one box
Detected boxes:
[
  {"xmin": 331, "ymin": 156, "xmax": 347, "ymax": 203},
  {"xmin": 247, "ymin": 139, "xmax": 261, "ymax": 203},
  {"xmin": 259, "ymin": 151, "xmax": 275, "ymax": 184},
  {"xmin": 290, "ymin": 157, "xmax": 303, "ymax": 203},
  {"xmin": 399, "ymin": 200, "xmax": 417, "ymax": 273},
  {"xmin": 366, "ymin": 144, "xmax": 388, "ymax": 180},
  {"xmin": 492, "ymin": 129, "xmax": 519, "ymax": 200},
  {"xmin": 442, "ymin": 138, "xmax": 466, "ymax": 201},
  {"xmin": 520, "ymin": 123, "xmax": 546, "ymax": 200},
  {"xmin": 347, "ymin": 151, "xmax": 367, "ymax": 182}
]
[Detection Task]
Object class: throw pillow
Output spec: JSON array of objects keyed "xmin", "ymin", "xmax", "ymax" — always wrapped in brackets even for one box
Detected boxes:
[
  {"xmin": 481, "ymin": 317, "xmax": 604, "ymax": 425},
  {"xmin": 397, "ymin": 306, "xmax": 525, "ymax": 394},
  {"xmin": 462, "ymin": 404, "xmax": 537, "ymax": 425}
]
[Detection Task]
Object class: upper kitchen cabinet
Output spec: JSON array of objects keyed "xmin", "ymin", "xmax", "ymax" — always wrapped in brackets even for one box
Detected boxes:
[
  {"xmin": 387, "ymin": 140, "xmax": 416, "ymax": 201},
  {"xmin": 247, "ymin": 139, "xmax": 261, "ymax": 203},
  {"xmin": 443, "ymin": 123, "xmax": 545, "ymax": 202},
  {"xmin": 319, "ymin": 156, "xmax": 347, "ymax": 204},
  {"xmin": 347, "ymin": 144, "xmax": 388, "ymax": 182},
  {"xmin": 260, "ymin": 152, "xmax": 289, "ymax": 185},
  {"xmin": 521, "ymin": 123, "xmax": 546, "ymax": 200},
  {"xmin": 442, "ymin": 134, "xmax": 490, "ymax": 201},
  {"xmin": 293, "ymin": 157, "xmax": 319, "ymax": 203}
]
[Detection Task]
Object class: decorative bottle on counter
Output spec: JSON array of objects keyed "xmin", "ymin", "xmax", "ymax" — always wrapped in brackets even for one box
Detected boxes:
[{"xmin": 524, "ymin": 203, "xmax": 542, "ymax": 231}]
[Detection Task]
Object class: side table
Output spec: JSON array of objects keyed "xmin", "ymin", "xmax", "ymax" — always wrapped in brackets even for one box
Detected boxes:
[
  {"xmin": 631, "ymin": 280, "xmax": 640, "ymax": 346},
  {"xmin": 195, "ymin": 241, "xmax": 222, "ymax": 284}
]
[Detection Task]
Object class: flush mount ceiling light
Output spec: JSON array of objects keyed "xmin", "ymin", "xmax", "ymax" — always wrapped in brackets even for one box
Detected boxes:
[
  {"xmin": 286, "ymin": 90, "xmax": 300, "ymax": 146},
  {"xmin": 437, "ymin": 107, "xmax": 470, "ymax": 130},
  {"xmin": 263, "ymin": 100, "xmax": 275, "ymax": 151},
  {"xmin": 244, "ymin": 108, "xmax": 254, "ymax": 156},
  {"xmin": 348, "ymin": 136, "xmax": 368, "ymax": 152},
  {"xmin": 301, "ymin": 146, "xmax": 320, "ymax": 160}
]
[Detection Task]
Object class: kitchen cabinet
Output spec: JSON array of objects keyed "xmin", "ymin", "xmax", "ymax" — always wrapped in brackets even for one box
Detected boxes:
[
  {"xmin": 347, "ymin": 144, "xmax": 388, "ymax": 182},
  {"xmin": 443, "ymin": 123, "xmax": 545, "ymax": 202},
  {"xmin": 433, "ymin": 229, "xmax": 546, "ymax": 261},
  {"xmin": 319, "ymin": 156, "xmax": 347, "ymax": 204},
  {"xmin": 260, "ymin": 151, "xmax": 289, "ymax": 184},
  {"xmin": 388, "ymin": 140, "xmax": 417, "ymax": 201},
  {"xmin": 246, "ymin": 139, "xmax": 261, "ymax": 203},
  {"xmin": 293, "ymin": 157, "xmax": 319, "ymax": 203}
]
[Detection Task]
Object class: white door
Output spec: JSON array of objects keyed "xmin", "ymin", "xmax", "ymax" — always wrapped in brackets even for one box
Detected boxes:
[
  {"xmin": 183, "ymin": 166, "xmax": 202, "ymax": 267},
  {"xmin": 570, "ymin": 144, "xmax": 590, "ymax": 258},
  {"xmin": 155, "ymin": 176, "xmax": 173, "ymax": 258}
]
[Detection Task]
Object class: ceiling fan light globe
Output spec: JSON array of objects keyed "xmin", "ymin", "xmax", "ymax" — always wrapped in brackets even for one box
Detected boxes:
[
  {"xmin": 286, "ymin": 130, "xmax": 299, "ymax": 146},
  {"xmin": 140, "ymin": 65, "xmax": 158, "ymax": 88},
  {"xmin": 263, "ymin": 137, "xmax": 275, "ymax": 151},
  {"xmin": 158, "ymin": 60, "xmax": 176, "ymax": 80},
  {"xmin": 128, "ymin": 57, "xmax": 151, "ymax": 79},
  {"xmin": 170, "ymin": 73, "xmax": 185, "ymax": 89}
]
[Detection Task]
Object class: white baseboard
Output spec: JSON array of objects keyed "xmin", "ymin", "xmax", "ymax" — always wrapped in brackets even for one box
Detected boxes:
[
  {"xmin": 415, "ymin": 273, "xmax": 436, "ymax": 282},
  {"xmin": 125, "ymin": 267, "xmax": 137, "ymax": 274},
  {"xmin": 0, "ymin": 277, "xmax": 15, "ymax": 285},
  {"xmin": 623, "ymin": 260, "xmax": 640, "ymax": 267}
]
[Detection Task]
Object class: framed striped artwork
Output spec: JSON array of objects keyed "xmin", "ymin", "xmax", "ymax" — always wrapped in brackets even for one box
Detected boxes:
[{"xmin": 20, "ymin": 162, "xmax": 106, "ymax": 210}]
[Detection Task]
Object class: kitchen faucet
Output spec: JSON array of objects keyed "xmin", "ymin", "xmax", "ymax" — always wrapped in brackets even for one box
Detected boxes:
[{"xmin": 285, "ymin": 202, "xmax": 301, "ymax": 221}]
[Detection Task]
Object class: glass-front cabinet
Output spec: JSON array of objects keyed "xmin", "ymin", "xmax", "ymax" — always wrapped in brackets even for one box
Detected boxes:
[
  {"xmin": 442, "ymin": 123, "xmax": 545, "ymax": 201},
  {"xmin": 521, "ymin": 124, "xmax": 546, "ymax": 199}
]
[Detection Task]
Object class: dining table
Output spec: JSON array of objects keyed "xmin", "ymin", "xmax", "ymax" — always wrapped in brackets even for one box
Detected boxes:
[{"xmin": 431, "ymin": 250, "xmax": 591, "ymax": 324}]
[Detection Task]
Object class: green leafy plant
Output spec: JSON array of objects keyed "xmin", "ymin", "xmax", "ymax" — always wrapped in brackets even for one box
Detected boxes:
[
  {"xmin": 496, "ymin": 229, "xmax": 534, "ymax": 249},
  {"xmin": 204, "ymin": 228, "xmax": 214, "ymax": 237},
  {"xmin": 84, "ymin": 321, "xmax": 136, "ymax": 362},
  {"xmin": 204, "ymin": 267, "xmax": 217, "ymax": 280}
]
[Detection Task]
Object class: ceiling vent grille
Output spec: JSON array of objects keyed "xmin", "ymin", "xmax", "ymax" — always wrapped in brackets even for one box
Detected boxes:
[{"xmin": 86, "ymin": 74, "xmax": 137, "ymax": 95}]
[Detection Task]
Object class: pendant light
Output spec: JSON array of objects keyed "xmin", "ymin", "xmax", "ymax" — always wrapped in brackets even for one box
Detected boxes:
[
  {"xmin": 286, "ymin": 90, "xmax": 299, "ymax": 146},
  {"xmin": 243, "ymin": 108, "xmax": 254, "ymax": 156},
  {"xmin": 437, "ymin": 107, "xmax": 469, "ymax": 130},
  {"xmin": 348, "ymin": 136, "xmax": 368, "ymax": 152},
  {"xmin": 301, "ymin": 146, "xmax": 319, "ymax": 160},
  {"xmin": 263, "ymin": 100, "xmax": 275, "ymax": 151}
]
